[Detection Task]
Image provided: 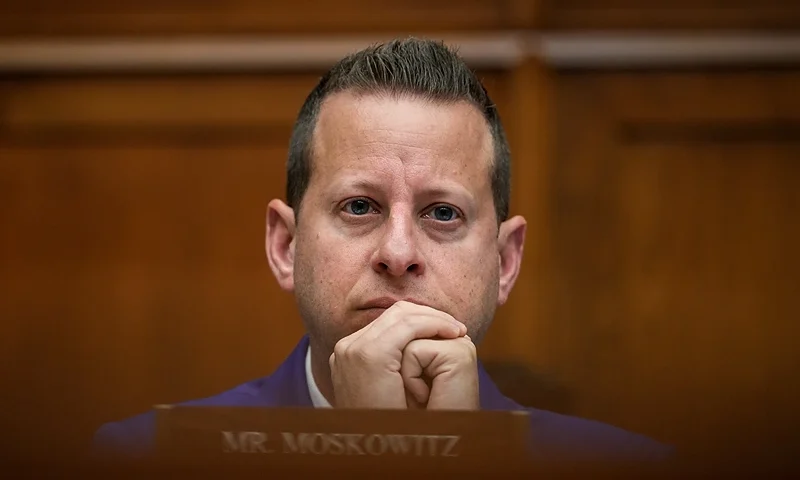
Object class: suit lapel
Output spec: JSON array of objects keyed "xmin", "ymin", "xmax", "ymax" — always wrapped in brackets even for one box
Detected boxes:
[{"xmin": 256, "ymin": 335, "xmax": 314, "ymax": 407}]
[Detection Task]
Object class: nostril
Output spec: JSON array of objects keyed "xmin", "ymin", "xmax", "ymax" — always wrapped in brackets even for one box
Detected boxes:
[{"xmin": 407, "ymin": 264, "xmax": 418, "ymax": 273}]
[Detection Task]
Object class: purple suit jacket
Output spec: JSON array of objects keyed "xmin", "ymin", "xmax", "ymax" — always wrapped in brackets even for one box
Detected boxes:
[{"xmin": 92, "ymin": 336, "xmax": 672, "ymax": 461}]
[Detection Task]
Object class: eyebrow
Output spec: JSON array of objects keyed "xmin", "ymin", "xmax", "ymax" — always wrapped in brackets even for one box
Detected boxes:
[
  {"xmin": 416, "ymin": 183, "xmax": 475, "ymax": 204},
  {"xmin": 330, "ymin": 176, "xmax": 475, "ymax": 204},
  {"xmin": 331, "ymin": 178, "xmax": 383, "ymax": 193}
]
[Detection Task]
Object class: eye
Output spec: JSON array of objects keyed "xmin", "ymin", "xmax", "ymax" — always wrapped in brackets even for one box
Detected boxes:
[
  {"xmin": 424, "ymin": 204, "xmax": 461, "ymax": 222},
  {"xmin": 342, "ymin": 198, "xmax": 377, "ymax": 216}
]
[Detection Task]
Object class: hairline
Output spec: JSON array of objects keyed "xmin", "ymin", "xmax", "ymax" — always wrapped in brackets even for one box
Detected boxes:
[{"xmin": 295, "ymin": 87, "xmax": 500, "ymax": 222}]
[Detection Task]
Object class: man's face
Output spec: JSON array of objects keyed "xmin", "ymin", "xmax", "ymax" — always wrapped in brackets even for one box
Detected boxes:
[{"xmin": 291, "ymin": 92, "xmax": 504, "ymax": 354}]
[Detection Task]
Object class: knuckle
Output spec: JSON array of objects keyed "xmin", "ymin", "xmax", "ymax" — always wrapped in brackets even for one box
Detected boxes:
[
  {"xmin": 333, "ymin": 340, "xmax": 348, "ymax": 358},
  {"xmin": 337, "ymin": 340, "xmax": 379, "ymax": 364},
  {"xmin": 404, "ymin": 338, "xmax": 423, "ymax": 355}
]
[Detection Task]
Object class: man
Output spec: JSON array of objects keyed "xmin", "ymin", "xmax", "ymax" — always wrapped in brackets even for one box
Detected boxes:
[{"xmin": 93, "ymin": 38, "xmax": 670, "ymax": 461}]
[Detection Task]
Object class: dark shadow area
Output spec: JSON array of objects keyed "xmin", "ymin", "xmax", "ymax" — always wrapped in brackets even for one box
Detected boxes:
[{"xmin": 481, "ymin": 361, "xmax": 573, "ymax": 414}]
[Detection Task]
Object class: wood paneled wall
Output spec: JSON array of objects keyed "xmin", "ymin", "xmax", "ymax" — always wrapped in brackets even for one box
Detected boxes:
[
  {"xmin": 0, "ymin": 74, "xmax": 314, "ymax": 457},
  {"xmin": 541, "ymin": 0, "xmax": 800, "ymax": 30},
  {"xmin": 550, "ymin": 70, "xmax": 800, "ymax": 458},
  {"xmin": 0, "ymin": 1, "xmax": 531, "ymax": 36},
  {"xmin": 0, "ymin": 0, "xmax": 798, "ymax": 36},
  {"xmin": 1, "ymin": 0, "xmax": 799, "ymax": 463}
]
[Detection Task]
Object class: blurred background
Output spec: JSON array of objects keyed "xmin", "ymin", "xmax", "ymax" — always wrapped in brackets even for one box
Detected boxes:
[{"xmin": 0, "ymin": 0, "xmax": 799, "ymax": 464}]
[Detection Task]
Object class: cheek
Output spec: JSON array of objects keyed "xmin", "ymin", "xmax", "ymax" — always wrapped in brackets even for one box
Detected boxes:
[
  {"xmin": 428, "ymin": 238, "xmax": 498, "ymax": 300},
  {"xmin": 297, "ymin": 232, "xmax": 365, "ymax": 294},
  {"xmin": 438, "ymin": 230, "xmax": 496, "ymax": 271}
]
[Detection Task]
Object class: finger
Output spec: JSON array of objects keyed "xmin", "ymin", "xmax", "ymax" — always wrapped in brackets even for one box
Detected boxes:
[
  {"xmin": 363, "ymin": 313, "xmax": 464, "ymax": 345},
  {"xmin": 332, "ymin": 308, "xmax": 387, "ymax": 361},
  {"xmin": 369, "ymin": 314, "xmax": 465, "ymax": 356},
  {"xmin": 405, "ymin": 388, "xmax": 427, "ymax": 410},
  {"xmin": 425, "ymin": 338, "xmax": 479, "ymax": 411},
  {"xmin": 330, "ymin": 321, "xmax": 377, "ymax": 372},
  {"xmin": 364, "ymin": 301, "xmax": 465, "ymax": 340},
  {"xmin": 329, "ymin": 334, "xmax": 358, "ymax": 370}
]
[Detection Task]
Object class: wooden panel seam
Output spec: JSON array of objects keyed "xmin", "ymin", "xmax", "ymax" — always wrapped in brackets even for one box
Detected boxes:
[{"xmin": 2, "ymin": 33, "xmax": 800, "ymax": 73}]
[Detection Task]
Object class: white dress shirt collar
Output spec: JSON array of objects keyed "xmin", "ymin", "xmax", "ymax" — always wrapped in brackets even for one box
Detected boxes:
[{"xmin": 305, "ymin": 344, "xmax": 332, "ymax": 408}]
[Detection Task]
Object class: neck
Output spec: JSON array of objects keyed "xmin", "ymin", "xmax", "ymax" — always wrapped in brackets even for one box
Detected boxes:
[{"xmin": 308, "ymin": 341, "xmax": 336, "ymax": 406}]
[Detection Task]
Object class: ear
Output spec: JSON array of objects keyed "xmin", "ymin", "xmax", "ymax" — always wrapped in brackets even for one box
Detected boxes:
[
  {"xmin": 265, "ymin": 199, "xmax": 297, "ymax": 292},
  {"xmin": 496, "ymin": 215, "xmax": 526, "ymax": 306}
]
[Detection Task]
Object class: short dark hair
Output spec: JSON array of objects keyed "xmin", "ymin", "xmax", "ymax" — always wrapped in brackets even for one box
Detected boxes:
[{"xmin": 286, "ymin": 37, "xmax": 511, "ymax": 223}]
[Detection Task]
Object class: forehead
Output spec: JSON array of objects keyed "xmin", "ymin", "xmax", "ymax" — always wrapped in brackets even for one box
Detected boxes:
[{"xmin": 309, "ymin": 91, "xmax": 493, "ymax": 189}]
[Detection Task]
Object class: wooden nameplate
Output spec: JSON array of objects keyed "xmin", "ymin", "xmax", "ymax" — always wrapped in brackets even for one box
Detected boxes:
[{"xmin": 154, "ymin": 405, "xmax": 530, "ymax": 472}]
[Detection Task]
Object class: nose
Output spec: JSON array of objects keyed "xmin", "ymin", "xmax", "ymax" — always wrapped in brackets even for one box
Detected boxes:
[{"xmin": 372, "ymin": 211, "xmax": 425, "ymax": 277}]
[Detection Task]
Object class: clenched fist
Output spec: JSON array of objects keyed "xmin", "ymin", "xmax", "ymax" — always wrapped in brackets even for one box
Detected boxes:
[{"xmin": 329, "ymin": 301, "xmax": 479, "ymax": 410}]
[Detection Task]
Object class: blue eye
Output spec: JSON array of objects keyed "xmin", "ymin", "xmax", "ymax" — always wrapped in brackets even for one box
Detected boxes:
[
  {"xmin": 344, "ymin": 199, "xmax": 373, "ymax": 215},
  {"xmin": 426, "ymin": 205, "xmax": 459, "ymax": 222},
  {"xmin": 433, "ymin": 206, "xmax": 455, "ymax": 221}
]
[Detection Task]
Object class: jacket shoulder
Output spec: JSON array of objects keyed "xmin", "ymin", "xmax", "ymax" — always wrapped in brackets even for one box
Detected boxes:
[{"xmin": 90, "ymin": 378, "xmax": 269, "ymax": 458}]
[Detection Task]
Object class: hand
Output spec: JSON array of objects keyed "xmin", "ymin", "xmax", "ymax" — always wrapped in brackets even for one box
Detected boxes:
[
  {"xmin": 329, "ymin": 301, "xmax": 467, "ymax": 409},
  {"xmin": 402, "ymin": 336, "xmax": 479, "ymax": 410}
]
